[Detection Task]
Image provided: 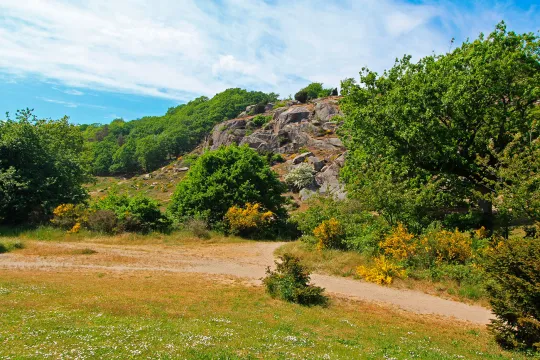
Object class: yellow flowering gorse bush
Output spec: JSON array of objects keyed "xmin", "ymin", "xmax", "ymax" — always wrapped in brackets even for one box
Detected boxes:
[
  {"xmin": 313, "ymin": 218, "xmax": 344, "ymax": 250},
  {"xmin": 357, "ymin": 256, "xmax": 406, "ymax": 285},
  {"xmin": 379, "ymin": 223, "xmax": 416, "ymax": 261},
  {"xmin": 225, "ymin": 203, "xmax": 274, "ymax": 235},
  {"xmin": 421, "ymin": 229, "xmax": 473, "ymax": 264},
  {"xmin": 51, "ymin": 204, "xmax": 86, "ymax": 231}
]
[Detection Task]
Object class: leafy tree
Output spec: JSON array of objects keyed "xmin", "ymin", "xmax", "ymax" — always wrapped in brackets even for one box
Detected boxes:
[
  {"xmin": 135, "ymin": 135, "xmax": 168, "ymax": 172},
  {"xmin": 168, "ymin": 145, "xmax": 287, "ymax": 225},
  {"xmin": 340, "ymin": 23, "xmax": 540, "ymax": 230},
  {"xmin": 302, "ymin": 83, "xmax": 333, "ymax": 100},
  {"xmin": 0, "ymin": 109, "xmax": 88, "ymax": 224},
  {"xmin": 110, "ymin": 138, "xmax": 139, "ymax": 174}
]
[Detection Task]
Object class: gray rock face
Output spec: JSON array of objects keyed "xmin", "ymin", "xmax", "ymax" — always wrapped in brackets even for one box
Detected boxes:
[
  {"xmin": 314, "ymin": 102, "xmax": 342, "ymax": 122},
  {"xmin": 292, "ymin": 152, "xmax": 314, "ymax": 165},
  {"xmin": 308, "ymin": 156, "xmax": 325, "ymax": 172},
  {"xmin": 208, "ymin": 119, "xmax": 247, "ymax": 149},
  {"xmin": 299, "ymin": 188, "xmax": 317, "ymax": 201},
  {"xmin": 315, "ymin": 153, "xmax": 347, "ymax": 199},
  {"xmin": 274, "ymin": 106, "xmax": 311, "ymax": 133}
]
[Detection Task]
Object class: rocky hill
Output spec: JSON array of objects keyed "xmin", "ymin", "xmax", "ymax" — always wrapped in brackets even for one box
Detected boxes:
[
  {"xmin": 90, "ymin": 96, "xmax": 347, "ymax": 205},
  {"xmin": 205, "ymin": 96, "xmax": 347, "ymax": 200}
]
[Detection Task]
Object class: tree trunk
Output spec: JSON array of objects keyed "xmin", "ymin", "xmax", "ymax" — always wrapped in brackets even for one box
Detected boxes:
[{"xmin": 478, "ymin": 198, "xmax": 494, "ymax": 234}]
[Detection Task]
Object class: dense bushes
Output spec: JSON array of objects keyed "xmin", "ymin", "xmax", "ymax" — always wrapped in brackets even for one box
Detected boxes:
[
  {"xmin": 168, "ymin": 145, "xmax": 287, "ymax": 228},
  {"xmin": 92, "ymin": 194, "xmax": 171, "ymax": 233},
  {"xmin": 51, "ymin": 194, "xmax": 171, "ymax": 234},
  {"xmin": 294, "ymin": 83, "xmax": 334, "ymax": 103},
  {"xmin": 263, "ymin": 254, "xmax": 327, "ymax": 306},
  {"xmin": 293, "ymin": 196, "xmax": 388, "ymax": 253},
  {"xmin": 485, "ymin": 238, "xmax": 540, "ymax": 351},
  {"xmin": 251, "ymin": 114, "xmax": 271, "ymax": 127},
  {"xmin": 0, "ymin": 109, "xmax": 88, "ymax": 224},
  {"xmin": 294, "ymin": 90, "xmax": 308, "ymax": 104}
]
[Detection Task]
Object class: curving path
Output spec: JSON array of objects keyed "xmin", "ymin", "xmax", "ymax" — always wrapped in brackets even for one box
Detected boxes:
[{"xmin": 0, "ymin": 240, "xmax": 493, "ymax": 324}]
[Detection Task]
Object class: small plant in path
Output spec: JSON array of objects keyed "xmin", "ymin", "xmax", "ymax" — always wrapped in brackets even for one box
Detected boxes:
[{"xmin": 263, "ymin": 254, "xmax": 328, "ymax": 306}]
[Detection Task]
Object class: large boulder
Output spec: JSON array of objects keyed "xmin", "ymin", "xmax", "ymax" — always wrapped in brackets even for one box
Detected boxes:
[
  {"xmin": 315, "ymin": 153, "xmax": 347, "ymax": 199},
  {"xmin": 292, "ymin": 152, "xmax": 314, "ymax": 165},
  {"xmin": 274, "ymin": 106, "xmax": 311, "ymax": 133},
  {"xmin": 314, "ymin": 102, "xmax": 341, "ymax": 122},
  {"xmin": 208, "ymin": 119, "xmax": 247, "ymax": 149},
  {"xmin": 307, "ymin": 156, "xmax": 325, "ymax": 172}
]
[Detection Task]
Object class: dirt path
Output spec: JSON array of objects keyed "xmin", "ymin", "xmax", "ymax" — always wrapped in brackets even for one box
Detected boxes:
[{"xmin": 0, "ymin": 241, "xmax": 493, "ymax": 324}]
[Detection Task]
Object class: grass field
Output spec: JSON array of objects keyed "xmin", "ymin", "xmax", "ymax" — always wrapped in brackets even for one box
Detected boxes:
[{"xmin": 0, "ymin": 267, "xmax": 531, "ymax": 360}]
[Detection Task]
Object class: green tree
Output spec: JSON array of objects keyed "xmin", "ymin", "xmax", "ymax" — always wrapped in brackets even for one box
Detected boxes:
[
  {"xmin": 168, "ymin": 145, "xmax": 287, "ymax": 225},
  {"xmin": 0, "ymin": 109, "xmax": 89, "ymax": 224},
  {"xmin": 340, "ymin": 23, "xmax": 540, "ymax": 230},
  {"xmin": 135, "ymin": 135, "xmax": 168, "ymax": 172}
]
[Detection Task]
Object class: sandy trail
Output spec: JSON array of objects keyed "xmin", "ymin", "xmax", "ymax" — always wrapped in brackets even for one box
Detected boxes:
[{"xmin": 0, "ymin": 240, "xmax": 493, "ymax": 324}]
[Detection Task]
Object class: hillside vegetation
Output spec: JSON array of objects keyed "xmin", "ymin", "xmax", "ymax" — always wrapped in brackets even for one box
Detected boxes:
[
  {"xmin": 1, "ymin": 22, "xmax": 539, "ymax": 354},
  {"xmin": 81, "ymin": 89, "xmax": 278, "ymax": 175}
]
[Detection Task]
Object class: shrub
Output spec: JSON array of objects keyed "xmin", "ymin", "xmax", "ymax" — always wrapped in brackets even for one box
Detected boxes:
[
  {"xmin": 168, "ymin": 145, "xmax": 287, "ymax": 226},
  {"xmin": 87, "ymin": 209, "xmax": 118, "ymax": 234},
  {"xmin": 51, "ymin": 204, "xmax": 87, "ymax": 230},
  {"xmin": 263, "ymin": 254, "xmax": 328, "ymax": 306},
  {"xmin": 251, "ymin": 115, "xmax": 271, "ymax": 127},
  {"xmin": 0, "ymin": 240, "xmax": 24, "ymax": 254},
  {"xmin": 92, "ymin": 194, "xmax": 171, "ymax": 233},
  {"xmin": 379, "ymin": 223, "xmax": 416, "ymax": 262},
  {"xmin": 293, "ymin": 196, "xmax": 388, "ymax": 253},
  {"xmin": 485, "ymin": 238, "xmax": 540, "ymax": 351},
  {"xmin": 294, "ymin": 90, "xmax": 308, "ymax": 104},
  {"xmin": 284, "ymin": 163, "xmax": 315, "ymax": 191},
  {"xmin": 251, "ymin": 102, "xmax": 266, "ymax": 115},
  {"xmin": 185, "ymin": 218, "xmax": 211, "ymax": 239},
  {"xmin": 313, "ymin": 218, "xmax": 345, "ymax": 250},
  {"xmin": 357, "ymin": 256, "xmax": 406, "ymax": 285},
  {"xmin": 225, "ymin": 203, "xmax": 274, "ymax": 237},
  {"xmin": 421, "ymin": 229, "xmax": 473, "ymax": 265}
]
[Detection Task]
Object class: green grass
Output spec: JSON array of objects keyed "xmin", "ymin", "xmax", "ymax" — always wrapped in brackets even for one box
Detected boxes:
[
  {"xmin": 86, "ymin": 171, "xmax": 187, "ymax": 209},
  {"xmin": 0, "ymin": 225, "xmax": 248, "ymax": 246},
  {"xmin": 0, "ymin": 269, "xmax": 532, "ymax": 359},
  {"xmin": 0, "ymin": 239, "xmax": 24, "ymax": 253}
]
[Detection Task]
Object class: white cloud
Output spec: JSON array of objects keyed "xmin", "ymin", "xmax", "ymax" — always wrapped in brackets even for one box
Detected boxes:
[
  {"xmin": 0, "ymin": 0, "xmax": 537, "ymax": 101},
  {"xmin": 64, "ymin": 89, "xmax": 84, "ymax": 96},
  {"xmin": 38, "ymin": 97, "xmax": 106, "ymax": 110}
]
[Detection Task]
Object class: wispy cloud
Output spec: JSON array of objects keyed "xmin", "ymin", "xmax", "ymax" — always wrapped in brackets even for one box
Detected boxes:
[
  {"xmin": 64, "ymin": 89, "xmax": 84, "ymax": 96},
  {"xmin": 38, "ymin": 97, "xmax": 107, "ymax": 110},
  {"xmin": 1, "ymin": 0, "xmax": 538, "ymax": 100}
]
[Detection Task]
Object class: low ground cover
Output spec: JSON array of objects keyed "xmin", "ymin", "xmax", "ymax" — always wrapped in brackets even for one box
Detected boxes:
[{"xmin": 0, "ymin": 269, "xmax": 529, "ymax": 359}]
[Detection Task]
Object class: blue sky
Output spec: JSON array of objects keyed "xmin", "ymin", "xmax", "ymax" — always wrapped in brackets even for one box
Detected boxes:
[{"xmin": 0, "ymin": 0, "xmax": 538, "ymax": 124}]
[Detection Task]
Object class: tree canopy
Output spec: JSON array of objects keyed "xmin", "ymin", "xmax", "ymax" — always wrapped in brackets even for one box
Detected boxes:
[
  {"xmin": 0, "ymin": 109, "xmax": 89, "ymax": 224},
  {"xmin": 340, "ymin": 23, "xmax": 540, "ymax": 231},
  {"xmin": 167, "ymin": 145, "xmax": 287, "ymax": 225}
]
